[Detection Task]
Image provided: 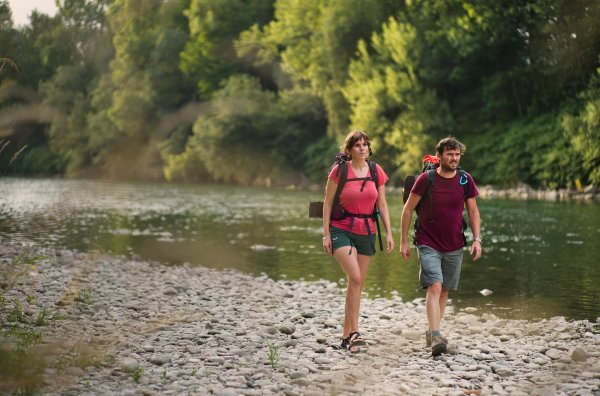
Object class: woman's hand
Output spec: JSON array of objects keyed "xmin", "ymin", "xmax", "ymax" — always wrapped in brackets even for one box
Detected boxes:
[
  {"xmin": 386, "ymin": 234, "xmax": 394, "ymax": 253},
  {"xmin": 323, "ymin": 235, "xmax": 333, "ymax": 255}
]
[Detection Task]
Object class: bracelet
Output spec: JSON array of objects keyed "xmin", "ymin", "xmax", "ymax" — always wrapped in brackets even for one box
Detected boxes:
[
  {"xmin": 322, "ymin": 235, "xmax": 330, "ymax": 240},
  {"xmin": 474, "ymin": 237, "xmax": 482, "ymax": 243}
]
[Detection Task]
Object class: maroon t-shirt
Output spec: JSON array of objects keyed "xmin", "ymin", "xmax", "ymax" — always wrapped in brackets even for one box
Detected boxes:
[{"xmin": 410, "ymin": 171, "xmax": 478, "ymax": 252}]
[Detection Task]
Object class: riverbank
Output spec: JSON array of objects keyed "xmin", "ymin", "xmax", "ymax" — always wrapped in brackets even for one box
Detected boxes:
[
  {"xmin": 307, "ymin": 182, "xmax": 600, "ymax": 202},
  {"xmin": 1, "ymin": 244, "xmax": 599, "ymax": 395}
]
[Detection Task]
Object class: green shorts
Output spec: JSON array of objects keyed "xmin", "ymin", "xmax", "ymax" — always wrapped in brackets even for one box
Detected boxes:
[{"xmin": 330, "ymin": 226, "xmax": 376, "ymax": 256}]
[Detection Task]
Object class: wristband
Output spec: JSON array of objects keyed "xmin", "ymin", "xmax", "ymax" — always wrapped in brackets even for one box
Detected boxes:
[
  {"xmin": 474, "ymin": 237, "xmax": 482, "ymax": 244},
  {"xmin": 323, "ymin": 235, "xmax": 330, "ymax": 240}
]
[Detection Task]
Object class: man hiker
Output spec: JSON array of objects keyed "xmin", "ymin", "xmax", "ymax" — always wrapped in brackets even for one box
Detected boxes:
[{"xmin": 399, "ymin": 136, "xmax": 482, "ymax": 356}]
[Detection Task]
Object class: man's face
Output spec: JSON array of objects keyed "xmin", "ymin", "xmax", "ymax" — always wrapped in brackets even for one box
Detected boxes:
[{"xmin": 437, "ymin": 148, "xmax": 461, "ymax": 172}]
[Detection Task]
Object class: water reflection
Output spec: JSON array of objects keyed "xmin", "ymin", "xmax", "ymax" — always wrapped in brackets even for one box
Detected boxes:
[{"xmin": 0, "ymin": 178, "xmax": 598, "ymax": 321}]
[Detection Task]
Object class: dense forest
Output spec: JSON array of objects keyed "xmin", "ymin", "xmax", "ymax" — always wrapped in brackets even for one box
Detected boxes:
[{"xmin": 0, "ymin": 0, "xmax": 598, "ymax": 188}]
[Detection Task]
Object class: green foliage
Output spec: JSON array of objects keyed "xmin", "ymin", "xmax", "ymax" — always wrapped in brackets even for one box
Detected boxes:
[
  {"xmin": 237, "ymin": 0, "xmax": 401, "ymax": 136},
  {"xmin": 74, "ymin": 288, "xmax": 94, "ymax": 306},
  {"xmin": 160, "ymin": 369, "xmax": 169, "ymax": 383},
  {"xmin": 5, "ymin": 298, "xmax": 24, "ymax": 322},
  {"xmin": 561, "ymin": 69, "xmax": 600, "ymax": 186},
  {"xmin": 0, "ymin": 254, "xmax": 42, "ymax": 300},
  {"xmin": 181, "ymin": 0, "xmax": 273, "ymax": 96},
  {"xmin": 167, "ymin": 74, "xmax": 330, "ymax": 184},
  {"xmin": 0, "ymin": 253, "xmax": 47, "ymax": 394},
  {"xmin": 344, "ymin": 16, "xmax": 452, "ymax": 180},
  {"xmin": 132, "ymin": 367, "xmax": 144, "ymax": 383},
  {"xmin": 1, "ymin": 0, "xmax": 598, "ymax": 187},
  {"xmin": 266, "ymin": 341, "xmax": 279, "ymax": 368},
  {"xmin": 185, "ymin": 75, "xmax": 284, "ymax": 184},
  {"xmin": 35, "ymin": 307, "xmax": 48, "ymax": 326}
]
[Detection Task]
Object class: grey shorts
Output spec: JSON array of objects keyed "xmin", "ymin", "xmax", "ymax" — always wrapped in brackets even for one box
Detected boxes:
[{"xmin": 417, "ymin": 245, "xmax": 464, "ymax": 290}]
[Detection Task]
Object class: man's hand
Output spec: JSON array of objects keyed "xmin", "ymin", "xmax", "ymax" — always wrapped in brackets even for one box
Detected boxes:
[
  {"xmin": 400, "ymin": 241, "xmax": 410, "ymax": 259},
  {"xmin": 470, "ymin": 241, "xmax": 482, "ymax": 261}
]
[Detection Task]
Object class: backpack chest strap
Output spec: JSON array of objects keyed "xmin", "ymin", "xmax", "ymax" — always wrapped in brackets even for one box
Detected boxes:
[{"xmin": 345, "ymin": 176, "xmax": 375, "ymax": 192}]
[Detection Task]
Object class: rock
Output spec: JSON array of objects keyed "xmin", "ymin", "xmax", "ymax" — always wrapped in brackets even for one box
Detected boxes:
[
  {"xmin": 149, "ymin": 354, "xmax": 171, "ymax": 365},
  {"xmin": 278, "ymin": 324, "xmax": 296, "ymax": 335},
  {"xmin": 163, "ymin": 287, "xmax": 178, "ymax": 295},
  {"xmin": 64, "ymin": 367, "xmax": 85, "ymax": 376},
  {"xmin": 120, "ymin": 358, "xmax": 139, "ymax": 373},
  {"xmin": 569, "ymin": 347, "xmax": 588, "ymax": 362},
  {"xmin": 313, "ymin": 357, "xmax": 331, "ymax": 365},
  {"xmin": 4, "ymin": 244, "xmax": 600, "ymax": 396},
  {"xmin": 402, "ymin": 330, "xmax": 422, "ymax": 340},
  {"xmin": 323, "ymin": 319, "xmax": 338, "ymax": 328},
  {"xmin": 545, "ymin": 349, "xmax": 563, "ymax": 360}
]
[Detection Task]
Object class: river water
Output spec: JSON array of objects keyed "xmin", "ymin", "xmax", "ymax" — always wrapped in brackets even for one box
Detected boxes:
[{"xmin": 0, "ymin": 178, "xmax": 598, "ymax": 321}]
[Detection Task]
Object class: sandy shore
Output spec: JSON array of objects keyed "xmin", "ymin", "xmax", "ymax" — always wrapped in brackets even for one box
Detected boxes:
[{"xmin": 1, "ymin": 244, "xmax": 599, "ymax": 395}]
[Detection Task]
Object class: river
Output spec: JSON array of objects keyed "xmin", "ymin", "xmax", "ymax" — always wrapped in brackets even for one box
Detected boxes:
[{"xmin": 0, "ymin": 178, "xmax": 598, "ymax": 321}]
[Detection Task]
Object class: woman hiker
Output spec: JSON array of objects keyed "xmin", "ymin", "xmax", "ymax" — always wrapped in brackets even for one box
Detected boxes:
[{"xmin": 322, "ymin": 130, "xmax": 394, "ymax": 353}]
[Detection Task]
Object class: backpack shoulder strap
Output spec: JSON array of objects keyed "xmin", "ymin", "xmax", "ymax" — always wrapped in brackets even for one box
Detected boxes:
[
  {"xmin": 368, "ymin": 160, "xmax": 378, "ymax": 188},
  {"xmin": 425, "ymin": 169, "xmax": 436, "ymax": 197},
  {"xmin": 458, "ymin": 169, "xmax": 469, "ymax": 199},
  {"xmin": 422, "ymin": 169, "xmax": 436, "ymax": 218},
  {"xmin": 333, "ymin": 161, "xmax": 348, "ymax": 207}
]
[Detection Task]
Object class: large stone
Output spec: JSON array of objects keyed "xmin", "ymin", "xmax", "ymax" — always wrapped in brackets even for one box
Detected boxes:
[
  {"xmin": 278, "ymin": 324, "xmax": 296, "ymax": 335},
  {"xmin": 545, "ymin": 349, "xmax": 563, "ymax": 360},
  {"xmin": 120, "ymin": 358, "xmax": 139, "ymax": 373},
  {"xmin": 149, "ymin": 354, "xmax": 171, "ymax": 365},
  {"xmin": 569, "ymin": 347, "xmax": 588, "ymax": 362}
]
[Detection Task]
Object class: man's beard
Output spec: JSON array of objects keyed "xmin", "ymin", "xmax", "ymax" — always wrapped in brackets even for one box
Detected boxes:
[{"xmin": 441, "ymin": 162, "xmax": 458, "ymax": 172}]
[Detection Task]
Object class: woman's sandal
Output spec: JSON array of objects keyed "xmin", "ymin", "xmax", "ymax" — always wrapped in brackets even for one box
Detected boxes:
[
  {"xmin": 340, "ymin": 336, "xmax": 360, "ymax": 353},
  {"xmin": 348, "ymin": 331, "xmax": 366, "ymax": 346},
  {"xmin": 340, "ymin": 331, "xmax": 366, "ymax": 353}
]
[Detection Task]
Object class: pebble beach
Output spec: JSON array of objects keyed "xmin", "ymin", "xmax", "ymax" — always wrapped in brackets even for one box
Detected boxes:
[{"xmin": 1, "ymin": 244, "xmax": 599, "ymax": 395}]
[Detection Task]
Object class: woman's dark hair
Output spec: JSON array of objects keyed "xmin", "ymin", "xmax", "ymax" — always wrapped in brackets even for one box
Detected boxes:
[
  {"xmin": 341, "ymin": 130, "xmax": 373, "ymax": 158},
  {"xmin": 436, "ymin": 136, "xmax": 466, "ymax": 155}
]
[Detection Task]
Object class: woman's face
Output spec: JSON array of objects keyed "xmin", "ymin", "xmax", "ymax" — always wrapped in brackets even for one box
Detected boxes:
[{"xmin": 349, "ymin": 138, "xmax": 370, "ymax": 160}]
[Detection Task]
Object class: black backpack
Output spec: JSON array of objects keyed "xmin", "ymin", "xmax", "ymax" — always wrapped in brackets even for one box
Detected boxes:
[
  {"xmin": 309, "ymin": 153, "xmax": 383, "ymax": 252},
  {"xmin": 402, "ymin": 155, "xmax": 469, "ymax": 246}
]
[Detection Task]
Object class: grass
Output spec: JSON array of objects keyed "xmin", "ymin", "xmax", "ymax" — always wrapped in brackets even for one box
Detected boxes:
[
  {"xmin": 0, "ymin": 253, "xmax": 106, "ymax": 394},
  {"xmin": 35, "ymin": 307, "xmax": 48, "ymax": 326},
  {"xmin": 160, "ymin": 369, "xmax": 169, "ymax": 384},
  {"xmin": 74, "ymin": 288, "xmax": 93, "ymax": 306},
  {"xmin": 266, "ymin": 341, "xmax": 279, "ymax": 368},
  {"xmin": 132, "ymin": 367, "xmax": 144, "ymax": 383}
]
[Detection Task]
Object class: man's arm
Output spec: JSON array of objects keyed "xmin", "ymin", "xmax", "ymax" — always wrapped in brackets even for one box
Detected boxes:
[
  {"xmin": 399, "ymin": 193, "xmax": 421, "ymax": 259},
  {"xmin": 466, "ymin": 197, "xmax": 482, "ymax": 260}
]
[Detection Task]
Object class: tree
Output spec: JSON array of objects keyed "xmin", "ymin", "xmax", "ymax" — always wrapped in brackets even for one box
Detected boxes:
[
  {"xmin": 237, "ymin": 0, "xmax": 403, "ymax": 137},
  {"xmin": 180, "ymin": 0, "xmax": 273, "ymax": 97},
  {"xmin": 344, "ymin": 16, "xmax": 452, "ymax": 180}
]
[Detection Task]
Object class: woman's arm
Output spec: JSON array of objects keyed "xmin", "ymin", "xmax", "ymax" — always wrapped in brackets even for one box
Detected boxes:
[{"xmin": 322, "ymin": 178, "xmax": 338, "ymax": 255}]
